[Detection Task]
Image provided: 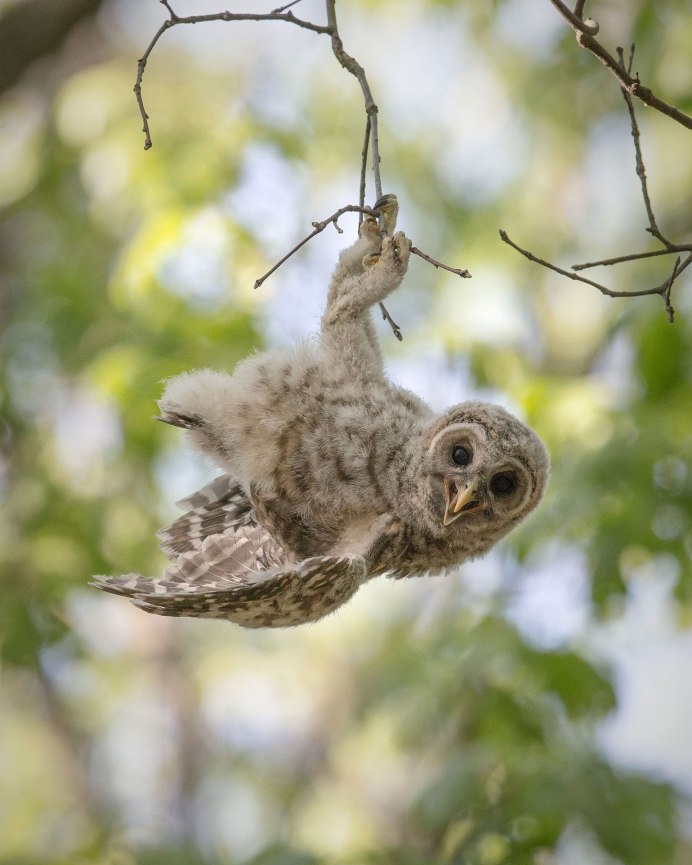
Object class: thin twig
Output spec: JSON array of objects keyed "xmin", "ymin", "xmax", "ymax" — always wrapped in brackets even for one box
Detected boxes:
[
  {"xmin": 136, "ymin": 1, "xmax": 473, "ymax": 335},
  {"xmin": 134, "ymin": 2, "xmax": 331, "ymax": 149},
  {"xmin": 500, "ymin": 230, "xmax": 689, "ymax": 321},
  {"xmin": 325, "ymin": 0, "xmax": 382, "ymax": 199},
  {"xmin": 410, "ymin": 246, "xmax": 471, "ymax": 278},
  {"xmin": 662, "ymin": 256, "xmax": 681, "ymax": 323},
  {"xmin": 359, "ymin": 115, "xmax": 371, "ymax": 226},
  {"xmin": 271, "ymin": 0, "xmax": 304, "ymax": 14},
  {"xmin": 379, "ymin": 304, "xmax": 403, "ymax": 341},
  {"xmin": 254, "ymin": 205, "xmax": 377, "ymax": 289},
  {"xmin": 615, "ymin": 47, "xmax": 670, "ymax": 246},
  {"xmin": 549, "ymin": 0, "xmax": 692, "ymax": 130},
  {"xmin": 326, "ymin": 0, "xmax": 397, "ymax": 330},
  {"xmin": 573, "ymin": 246, "xmax": 690, "ymax": 270},
  {"xmin": 502, "ymin": 28, "xmax": 690, "ymax": 321},
  {"xmin": 550, "ymin": 0, "xmax": 599, "ymax": 35}
]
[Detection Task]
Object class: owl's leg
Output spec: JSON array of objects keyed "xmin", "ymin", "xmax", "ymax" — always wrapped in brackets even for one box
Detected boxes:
[
  {"xmin": 320, "ymin": 231, "xmax": 410, "ymax": 377},
  {"xmin": 323, "ymin": 231, "xmax": 410, "ymax": 322}
]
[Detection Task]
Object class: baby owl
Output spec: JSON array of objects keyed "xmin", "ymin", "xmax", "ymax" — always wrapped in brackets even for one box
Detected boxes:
[{"xmin": 93, "ymin": 197, "xmax": 549, "ymax": 628}]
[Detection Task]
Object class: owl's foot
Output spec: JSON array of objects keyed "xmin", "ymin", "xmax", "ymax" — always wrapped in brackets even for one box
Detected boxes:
[
  {"xmin": 361, "ymin": 232, "xmax": 410, "ymax": 272},
  {"xmin": 362, "ymin": 251, "xmax": 381, "ymax": 269},
  {"xmin": 381, "ymin": 231, "xmax": 411, "ymax": 270}
]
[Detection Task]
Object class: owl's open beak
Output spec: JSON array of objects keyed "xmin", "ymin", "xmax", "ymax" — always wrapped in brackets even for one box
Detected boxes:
[{"xmin": 443, "ymin": 477, "xmax": 483, "ymax": 526}]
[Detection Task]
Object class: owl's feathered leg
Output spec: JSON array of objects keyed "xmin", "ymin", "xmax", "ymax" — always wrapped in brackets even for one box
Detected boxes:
[{"xmin": 321, "ymin": 228, "xmax": 410, "ymax": 379}]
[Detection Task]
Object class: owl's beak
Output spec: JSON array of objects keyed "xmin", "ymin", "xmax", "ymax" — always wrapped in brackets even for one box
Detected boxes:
[{"xmin": 443, "ymin": 477, "xmax": 483, "ymax": 526}]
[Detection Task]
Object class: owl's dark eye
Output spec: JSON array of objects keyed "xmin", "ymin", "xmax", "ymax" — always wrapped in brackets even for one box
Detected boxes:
[
  {"xmin": 491, "ymin": 472, "xmax": 516, "ymax": 495},
  {"xmin": 451, "ymin": 444, "xmax": 472, "ymax": 466}
]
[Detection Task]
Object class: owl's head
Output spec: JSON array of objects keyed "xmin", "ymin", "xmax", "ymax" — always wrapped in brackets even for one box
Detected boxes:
[{"xmin": 423, "ymin": 401, "xmax": 549, "ymax": 535}]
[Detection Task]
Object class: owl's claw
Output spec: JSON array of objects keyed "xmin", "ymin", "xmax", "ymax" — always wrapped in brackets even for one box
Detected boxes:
[{"xmin": 362, "ymin": 251, "xmax": 381, "ymax": 269}]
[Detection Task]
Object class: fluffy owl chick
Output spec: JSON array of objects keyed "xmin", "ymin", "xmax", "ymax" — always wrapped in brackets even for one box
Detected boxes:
[{"xmin": 93, "ymin": 206, "xmax": 549, "ymax": 628}]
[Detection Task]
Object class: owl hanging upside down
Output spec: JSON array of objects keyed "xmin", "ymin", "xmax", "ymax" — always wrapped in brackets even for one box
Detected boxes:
[{"xmin": 93, "ymin": 196, "xmax": 549, "ymax": 628}]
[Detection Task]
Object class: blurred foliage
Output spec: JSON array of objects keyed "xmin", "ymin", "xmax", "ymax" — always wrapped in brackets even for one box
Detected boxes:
[{"xmin": 0, "ymin": 0, "xmax": 691, "ymax": 863}]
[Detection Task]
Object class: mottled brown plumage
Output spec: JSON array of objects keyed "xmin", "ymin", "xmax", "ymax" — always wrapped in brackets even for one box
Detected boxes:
[{"xmin": 93, "ymin": 203, "xmax": 549, "ymax": 627}]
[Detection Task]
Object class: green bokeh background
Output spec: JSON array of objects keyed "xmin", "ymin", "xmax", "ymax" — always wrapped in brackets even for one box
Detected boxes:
[{"xmin": 1, "ymin": 1, "xmax": 691, "ymax": 863}]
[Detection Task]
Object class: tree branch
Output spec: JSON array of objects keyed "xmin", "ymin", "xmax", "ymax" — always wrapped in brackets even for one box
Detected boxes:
[
  {"xmin": 615, "ymin": 45, "xmax": 671, "ymax": 247},
  {"xmin": 359, "ymin": 115, "xmax": 371, "ymax": 226},
  {"xmin": 134, "ymin": 0, "xmax": 331, "ymax": 149},
  {"xmin": 253, "ymin": 205, "xmax": 377, "ymax": 290},
  {"xmin": 549, "ymin": 0, "xmax": 692, "ymax": 130},
  {"xmin": 325, "ymin": 0, "xmax": 382, "ymax": 200},
  {"xmin": 135, "ymin": 1, "xmax": 472, "ymax": 338},
  {"xmin": 410, "ymin": 246, "xmax": 471, "ymax": 279},
  {"xmin": 502, "ymin": 27, "xmax": 690, "ymax": 322},
  {"xmin": 572, "ymin": 247, "xmax": 689, "ymax": 271},
  {"xmin": 500, "ymin": 230, "xmax": 689, "ymax": 322}
]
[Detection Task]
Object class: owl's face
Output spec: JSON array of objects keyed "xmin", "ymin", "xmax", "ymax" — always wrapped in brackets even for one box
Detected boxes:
[{"xmin": 423, "ymin": 402, "xmax": 549, "ymax": 534}]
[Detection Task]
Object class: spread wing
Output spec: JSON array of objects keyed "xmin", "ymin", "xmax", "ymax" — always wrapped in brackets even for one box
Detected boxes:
[
  {"xmin": 92, "ymin": 475, "xmax": 367, "ymax": 628},
  {"xmin": 157, "ymin": 475, "xmax": 255, "ymax": 560}
]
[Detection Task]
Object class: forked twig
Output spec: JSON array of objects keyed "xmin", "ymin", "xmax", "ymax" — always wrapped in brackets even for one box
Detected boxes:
[
  {"xmin": 135, "ymin": 0, "xmax": 472, "ymax": 340},
  {"xmin": 501, "ymin": 31, "xmax": 690, "ymax": 321},
  {"xmin": 253, "ymin": 205, "xmax": 377, "ymax": 290},
  {"xmin": 549, "ymin": 0, "xmax": 692, "ymax": 130},
  {"xmin": 500, "ymin": 231, "xmax": 690, "ymax": 323},
  {"xmin": 411, "ymin": 246, "xmax": 471, "ymax": 279},
  {"xmin": 134, "ymin": 1, "xmax": 330, "ymax": 150},
  {"xmin": 255, "ymin": 205, "xmax": 473, "ymax": 337}
]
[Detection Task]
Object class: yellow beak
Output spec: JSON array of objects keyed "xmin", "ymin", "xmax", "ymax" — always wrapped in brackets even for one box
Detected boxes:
[{"xmin": 443, "ymin": 478, "xmax": 483, "ymax": 526}]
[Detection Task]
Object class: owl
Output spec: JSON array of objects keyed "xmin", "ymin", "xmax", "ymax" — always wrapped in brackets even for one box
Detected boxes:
[{"xmin": 93, "ymin": 197, "xmax": 549, "ymax": 628}]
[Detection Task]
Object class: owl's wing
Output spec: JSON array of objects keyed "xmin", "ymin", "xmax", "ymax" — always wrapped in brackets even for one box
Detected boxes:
[
  {"xmin": 92, "ymin": 525, "xmax": 367, "ymax": 629},
  {"xmin": 157, "ymin": 475, "xmax": 255, "ymax": 560}
]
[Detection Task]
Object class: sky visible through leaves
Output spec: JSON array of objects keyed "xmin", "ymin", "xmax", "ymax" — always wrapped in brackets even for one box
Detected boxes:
[{"xmin": 0, "ymin": 0, "xmax": 691, "ymax": 863}]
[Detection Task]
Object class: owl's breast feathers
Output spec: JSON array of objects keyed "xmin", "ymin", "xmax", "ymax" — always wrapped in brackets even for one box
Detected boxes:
[{"xmin": 228, "ymin": 350, "xmax": 431, "ymax": 558}]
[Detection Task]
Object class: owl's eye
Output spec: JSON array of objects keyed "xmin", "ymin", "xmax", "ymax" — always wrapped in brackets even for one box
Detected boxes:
[
  {"xmin": 491, "ymin": 472, "xmax": 516, "ymax": 495},
  {"xmin": 451, "ymin": 444, "xmax": 472, "ymax": 466}
]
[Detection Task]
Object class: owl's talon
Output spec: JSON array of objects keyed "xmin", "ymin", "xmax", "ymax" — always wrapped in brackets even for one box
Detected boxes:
[{"xmin": 362, "ymin": 252, "xmax": 381, "ymax": 269}]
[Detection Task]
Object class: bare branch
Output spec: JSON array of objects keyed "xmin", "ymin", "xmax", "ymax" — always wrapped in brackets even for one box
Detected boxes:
[
  {"xmin": 271, "ymin": 0, "xmax": 304, "ymax": 14},
  {"xmin": 325, "ymin": 0, "xmax": 382, "ymax": 199},
  {"xmin": 549, "ymin": 0, "xmax": 692, "ymax": 130},
  {"xmin": 135, "ymin": 2, "xmax": 471, "ymax": 336},
  {"xmin": 500, "ymin": 230, "xmax": 688, "ymax": 321},
  {"xmin": 254, "ymin": 205, "xmax": 377, "ymax": 290},
  {"xmin": 134, "ymin": 3, "xmax": 331, "ymax": 149},
  {"xmin": 549, "ymin": 0, "xmax": 599, "ymax": 35},
  {"xmin": 359, "ymin": 115, "xmax": 371, "ymax": 226},
  {"xmin": 502, "ymin": 29, "xmax": 689, "ymax": 321},
  {"xmin": 410, "ymin": 246, "xmax": 471, "ymax": 279},
  {"xmin": 379, "ymin": 304, "xmax": 403, "ymax": 342},
  {"xmin": 615, "ymin": 50, "xmax": 671, "ymax": 246},
  {"xmin": 254, "ymin": 205, "xmax": 471, "ymax": 341},
  {"xmin": 573, "ymin": 247, "xmax": 690, "ymax": 271}
]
